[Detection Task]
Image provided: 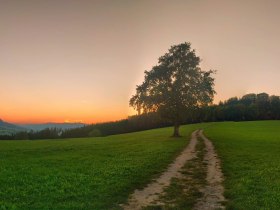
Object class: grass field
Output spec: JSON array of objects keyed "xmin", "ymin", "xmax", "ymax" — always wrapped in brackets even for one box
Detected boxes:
[
  {"xmin": 1, "ymin": 121, "xmax": 280, "ymax": 210},
  {"xmin": 204, "ymin": 121, "xmax": 280, "ymax": 210},
  {"xmin": 0, "ymin": 124, "xmax": 200, "ymax": 210}
]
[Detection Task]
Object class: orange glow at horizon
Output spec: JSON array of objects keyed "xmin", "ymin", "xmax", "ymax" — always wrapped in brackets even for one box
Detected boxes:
[
  {"xmin": 2, "ymin": 110, "xmax": 129, "ymax": 125},
  {"xmin": 1, "ymin": 1, "xmax": 280, "ymax": 124},
  {"xmin": 0, "ymin": 90, "xmax": 131, "ymax": 124},
  {"xmin": 0, "ymin": 99, "xmax": 130, "ymax": 124}
]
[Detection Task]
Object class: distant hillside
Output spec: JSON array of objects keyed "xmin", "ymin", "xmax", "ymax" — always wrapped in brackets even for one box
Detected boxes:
[
  {"xmin": 19, "ymin": 123, "xmax": 86, "ymax": 131},
  {"xmin": 0, "ymin": 119, "xmax": 26, "ymax": 135}
]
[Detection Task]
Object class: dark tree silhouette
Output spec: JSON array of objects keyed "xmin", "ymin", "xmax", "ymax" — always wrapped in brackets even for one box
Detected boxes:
[
  {"xmin": 3, "ymin": 93, "xmax": 280, "ymax": 140},
  {"xmin": 129, "ymin": 42, "xmax": 216, "ymax": 137}
]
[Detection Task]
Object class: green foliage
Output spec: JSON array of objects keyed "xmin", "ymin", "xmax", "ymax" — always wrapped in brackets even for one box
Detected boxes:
[
  {"xmin": 88, "ymin": 128, "xmax": 102, "ymax": 137},
  {"xmin": 130, "ymin": 42, "xmax": 215, "ymax": 136},
  {"xmin": 3, "ymin": 92, "xmax": 280, "ymax": 140},
  {"xmin": 195, "ymin": 93, "xmax": 280, "ymax": 123},
  {"xmin": 14, "ymin": 131, "xmax": 29, "ymax": 140},
  {"xmin": 61, "ymin": 112, "xmax": 171, "ymax": 139},
  {"xmin": 0, "ymin": 125, "xmax": 200, "ymax": 210},
  {"xmin": 204, "ymin": 121, "xmax": 280, "ymax": 210}
]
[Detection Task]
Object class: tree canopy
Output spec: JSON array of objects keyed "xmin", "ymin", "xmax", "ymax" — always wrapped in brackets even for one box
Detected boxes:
[
  {"xmin": 2, "ymin": 92, "xmax": 280, "ymax": 140},
  {"xmin": 129, "ymin": 42, "xmax": 216, "ymax": 136}
]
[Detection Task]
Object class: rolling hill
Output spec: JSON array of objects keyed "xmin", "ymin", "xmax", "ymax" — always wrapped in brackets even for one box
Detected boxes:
[
  {"xmin": 0, "ymin": 119, "xmax": 26, "ymax": 135},
  {"xmin": 19, "ymin": 122, "xmax": 86, "ymax": 131}
]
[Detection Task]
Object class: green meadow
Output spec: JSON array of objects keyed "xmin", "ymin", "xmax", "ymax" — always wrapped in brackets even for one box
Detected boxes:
[
  {"xmin": 0, "ymin": 125, "xmax": 200, "ymax": 210},
  {"xmin": 1, "ymin": 121, "xmax": 280, "ymax": 209},
  {"xmin": 204, "ymin": 121, "xmax": 280, "ymax": 210}
]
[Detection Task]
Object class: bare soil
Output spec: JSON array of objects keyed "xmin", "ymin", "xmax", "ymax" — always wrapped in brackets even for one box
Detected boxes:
[
  {"xmin": 193, "ymin": 130, "xmax": 226, "ymax": 210},
  {"xmin": 122, "ymin": 130, "xmax": 198, "ymax": 210},
  {"xmin": 121, "ymin": 130, "xmax": 226, "ymax": 210}
]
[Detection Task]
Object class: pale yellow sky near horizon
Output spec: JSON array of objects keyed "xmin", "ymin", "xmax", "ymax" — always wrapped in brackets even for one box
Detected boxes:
[{"xmin": 1, "ymin": 0, "xmax": 280, "ymax": 124}]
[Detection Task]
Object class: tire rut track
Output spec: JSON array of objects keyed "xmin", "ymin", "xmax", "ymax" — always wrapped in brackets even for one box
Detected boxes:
[
  {"xmin": 121, "ymin": 129, "xmax": 226, "ymax": 210},
  {"xmin": 193, "ymin": 130, "xmax": 226, "ymax": 210},
  {"xmin": 121, "ymin": 130, "xmax": 199, "ymax": 210}
]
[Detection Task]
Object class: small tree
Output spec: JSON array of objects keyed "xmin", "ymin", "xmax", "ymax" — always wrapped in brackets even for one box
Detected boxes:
[{"xmin": 129, "ymin": 42, "xmax": 216, "ymax": 137}]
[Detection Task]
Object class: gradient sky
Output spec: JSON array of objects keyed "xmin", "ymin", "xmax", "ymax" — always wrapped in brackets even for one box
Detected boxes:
[{"xmin": 1, "ymin": 0, "xmax": 280, "ymax": 124}]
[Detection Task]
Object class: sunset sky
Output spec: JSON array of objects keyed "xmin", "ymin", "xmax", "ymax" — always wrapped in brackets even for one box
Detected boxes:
[{"xmin": 1, "ymin": 0, "xmax": 280, "ymax": 124}]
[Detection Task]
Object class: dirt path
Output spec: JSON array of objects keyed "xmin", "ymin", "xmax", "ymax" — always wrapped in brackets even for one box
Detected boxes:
[
  {"xmin": 122, "ymin": 130, "xmax": 199, "ymax": 210},
  {"xmin": 193, "ymin": 130, "xmax": 226, "ymax": 210}
]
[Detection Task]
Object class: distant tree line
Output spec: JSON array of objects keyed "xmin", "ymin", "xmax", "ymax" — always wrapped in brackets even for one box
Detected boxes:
[
  {"xmin": 197, "ymin": 92, "xmax": 280, "ymax": 122},
  {"xmin": 0, "ymin": 113, "xmax": 171, "ymax": 140},
  {"xmin": 0, "ymin": 127, "xmax": 63, "ymax": 140},
  {"xmin": 1, "ymin": 92, "xmax": 279, "ymax": 140}
]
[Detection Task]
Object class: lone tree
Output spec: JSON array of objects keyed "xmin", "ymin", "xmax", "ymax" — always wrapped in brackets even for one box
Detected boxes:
[{"xmin": 129, "ymin": 42, "xmax": 216, "ymax": 137}]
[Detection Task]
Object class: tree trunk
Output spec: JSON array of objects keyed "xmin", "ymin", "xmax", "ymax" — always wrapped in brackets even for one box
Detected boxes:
[{"xmin": 172, "ymin": 123, "xmax": 181, "ymax": 137}]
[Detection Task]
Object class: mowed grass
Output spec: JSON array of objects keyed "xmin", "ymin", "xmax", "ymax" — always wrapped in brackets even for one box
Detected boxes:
[
  {"xmin": 2, "ymin": 121, "xmax": 280, "ymax": 210},
  {"xmin": 204, "ymin": 121, "xmax": 280, "ymax": 210},
  {"xmin": 0, "ymin": 125, "xmax": 200, "ymax": 210}
]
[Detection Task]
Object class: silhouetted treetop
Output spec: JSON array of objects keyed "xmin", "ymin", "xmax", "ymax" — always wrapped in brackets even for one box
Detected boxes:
[{"xmin": 130, "ymin": 42, "xmax": 216, "ymax": 137}]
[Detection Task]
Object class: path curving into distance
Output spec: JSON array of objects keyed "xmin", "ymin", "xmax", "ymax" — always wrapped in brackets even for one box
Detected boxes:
[
  {"xmin": 121, "ymin": 130, "xmax": 226, "ymax": 210},
  {"xmin": 193, "ymin": 130, "xmax": 226, "ymax": 210},
  {"xmin": 122, "ymin": 130, "xmax": 199, "ymax": 210}
]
